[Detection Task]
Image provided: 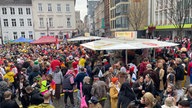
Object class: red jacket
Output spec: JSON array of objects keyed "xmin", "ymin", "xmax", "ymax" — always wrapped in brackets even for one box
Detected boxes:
[{"xmin": 188, "ymin": 61, "xmax": 192, "ymax": 76}]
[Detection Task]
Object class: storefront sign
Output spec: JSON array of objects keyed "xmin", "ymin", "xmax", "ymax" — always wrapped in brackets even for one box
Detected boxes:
[{"xmin": 115, "ymin": 31, "xmax": 137, "ymax": 40}]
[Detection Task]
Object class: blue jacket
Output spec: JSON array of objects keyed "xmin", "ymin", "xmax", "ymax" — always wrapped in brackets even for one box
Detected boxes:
[{"xmin": 75, "ymin": 72, "xmax": 87, "ymax": 89}]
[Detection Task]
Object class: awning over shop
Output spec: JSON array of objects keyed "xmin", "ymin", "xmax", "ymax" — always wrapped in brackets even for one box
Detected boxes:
[
  {"xmin": 31, "ymin": 36, "xmax": 60, "ymax": 44},
  {"xmin": 81, "ymin": 38, "xmax": 178, "ymax": 50},
  {"xmin": 67, "ymin": 36, "xmax": 102, "ymax": 42},
  {"xmin": 13, "ymin": 37, "xmax": 33, "ymax": 43}
]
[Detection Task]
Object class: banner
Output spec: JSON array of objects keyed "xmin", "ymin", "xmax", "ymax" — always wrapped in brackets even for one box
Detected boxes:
[
  {"xmin": 84, "ymin": 33, "xmax": 90, "ymax": 37},
  {"xmin": 115, "ymin": 31, "xmax": 137, "ymax": 40}
]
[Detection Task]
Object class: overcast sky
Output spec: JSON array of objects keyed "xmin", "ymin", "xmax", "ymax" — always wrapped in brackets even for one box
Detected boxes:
[{"xmin": 75, "ymin": 0, "xmax": 87, "ymax": 21}]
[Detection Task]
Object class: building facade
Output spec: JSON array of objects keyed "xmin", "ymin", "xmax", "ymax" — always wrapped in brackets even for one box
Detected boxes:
[
  {"xmin": 94, "ymin": 0, "xmax": 105, "ymax": 36},
  {"xmin": 104, "ymin": 0, "xmax": 110, "ymax": 36},
  {"xmin": 0, "ymin": 0, "xmax": 34, "ymax": 43},
  {"xmin": 32, "ymin": 0, "xmax": 76, "ymax": 39},
  {"xmin": 75, "ymin": 11, "xmax": 84, "ymax": 35},
  {"xmin": 110, "ymin": 0, "xmax": 129, "ymax": 36},
  {"xmin": 150, "ymin": 0, "xmax": 192, "ymax": 37},
  {"xmin": 87, "ymin": 0, "xmax": 100, "ymax": 35}
]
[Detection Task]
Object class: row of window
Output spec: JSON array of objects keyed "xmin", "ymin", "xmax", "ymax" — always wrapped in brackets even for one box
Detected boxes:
[
  {"xmin": 39, "ymin": 17, "xmax": 71, "ymax": 28},
  {"xmin": 110, "ymin": 17, "xmax": 129, "ymax": 29},
  {"xmin": 3, "ymin": 19, "xmax": 32, "ymax": 27},
  {"xmin": 12, "ymin": 31, "xmax": 33, "ymax": 39},
  {"xmin": 2, "ymin": 7, "xmax": 30, "ymax": 15},
  {"xmin": 38, "ymin": 3, "xmax": 70, "ymax": 12}
]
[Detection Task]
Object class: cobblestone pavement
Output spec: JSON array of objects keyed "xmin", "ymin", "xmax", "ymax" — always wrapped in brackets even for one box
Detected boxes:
[{"xmin": 17, "ymin": 92, "xmax": 111, "ymax": 108}]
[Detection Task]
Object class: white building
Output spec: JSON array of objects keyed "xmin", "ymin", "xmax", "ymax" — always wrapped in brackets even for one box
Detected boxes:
[
  {"xmin": 0, "ymin": 0, "xmax": 34, "ymax": 43},
  {"xmin": 32, "ymin": 0, "xmax": 76, "ymax": 39},
  {"xmin": 149, "ymin": 0, "xmax": 192, "ymax": 37}
]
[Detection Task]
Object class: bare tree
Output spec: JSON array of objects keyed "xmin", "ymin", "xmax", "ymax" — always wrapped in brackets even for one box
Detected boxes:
[
  {"xmin": 165, "ymin": 0, "xmax": 192, "ymax": 38},
  {"xmin": 128, "ymin": 0, "xmax": 148, "ymax": 31}
]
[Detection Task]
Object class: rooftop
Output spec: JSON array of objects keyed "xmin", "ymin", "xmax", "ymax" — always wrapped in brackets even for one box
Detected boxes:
[{"xmin": 0, "ymin": 0, "xmax": 32, "ymax": 5}]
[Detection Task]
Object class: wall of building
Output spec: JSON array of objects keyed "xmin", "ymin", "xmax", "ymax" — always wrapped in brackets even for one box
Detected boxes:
[
  {"xmin": 94, "ymin": 0, "xmax": 105, "ymax": 36},
  {"xmin": 104, "ymin": 0, "xmax": 110, "ymax": 36},
  {"xmin": 32, "ymin": 0, "xmax": 76, "ymax": 39},
  {"xmin": 110, "ymin": 0, "xmax": 129, "ymax": 34},
  {"xmin": 0, "ymin": 5, "xmax": 34, "ymax": 42}
]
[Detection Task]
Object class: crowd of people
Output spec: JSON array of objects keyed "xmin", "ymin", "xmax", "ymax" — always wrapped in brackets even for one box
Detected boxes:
[{"xmin": 0, "ymin": 41, "xmax": 191, "ymax": 108}]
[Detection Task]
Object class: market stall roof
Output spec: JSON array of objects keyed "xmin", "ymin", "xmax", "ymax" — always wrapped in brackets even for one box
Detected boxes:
[
  {"xmin": 81, "ymin": 38, "xmax": 179, "ymax": 50},
  {"xmin": 67, "ymin": 36, "xmax": 102, "ymax": 42},
  {"xmin": 13, "ymin": 37, "xmax": 33, "ymax": 43},
  {"xmin": 31, "ymin": 36, "xmax": 60, "ymax": 44}
]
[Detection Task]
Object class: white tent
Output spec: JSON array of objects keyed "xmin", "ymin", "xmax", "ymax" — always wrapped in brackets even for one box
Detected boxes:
[
  {"xmin": 81, "ymin": 38, "xmax": 178, "ymax": 50},
  {"xmin": 81, "ymin": 38, "xmax": 179, "ymax": 64},
  {"xmin": 67, "ymin": 36, "xmax": 102, "ymax": 42}
]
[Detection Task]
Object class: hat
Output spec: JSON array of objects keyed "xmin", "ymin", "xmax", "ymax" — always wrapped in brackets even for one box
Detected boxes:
[
  {"xmin": 34, "ymin": 60, "xmax": 39, "ymax": 65},
  {"xmin": 181, "ymin": 47, "xmax": 187, "ymax": 52},
  {"xmin": 102, "ymin": 59, "xmax": 108, "ymax": 63},
  {"xmin": 129, "ymin": 67, "xmax": 135, "ymax": 72},
  {"xmin": 74, "ymin": 57, "xmax": 79, "ymax": 61},
  {"xmin": 111, "ymin": 77, "xmax": 118, "ymax": 84},
  {"xmin": 146, "ymin": 64, "xmax": 152, "ymax": 69},
  {"xmin": 88, "ymin": 96, "xmax": 99, "ymax": 104}
]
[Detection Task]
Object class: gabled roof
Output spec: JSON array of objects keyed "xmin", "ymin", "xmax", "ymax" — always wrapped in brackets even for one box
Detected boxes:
[{"xmin": 0, "ymin": 0, "xmax": 32, "ymax": 5}]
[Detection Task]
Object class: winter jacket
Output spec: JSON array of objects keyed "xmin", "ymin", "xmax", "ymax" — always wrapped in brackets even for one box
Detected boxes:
[
  {"xmin": 75, "ymin": 72, "xmax": 87, "ymax": 89},
  {"xmin": 91, "ymin": 80, "xmax": 107, "ymax": 100},
  {"xmin": 132, "ymin": 81, "xmax": 144, "ymax": 99},
  {"xmin": 4, "ymin": 71, "xmax": 15, "ymax": 83},
  {"xmin": 29, "ymin": 89, "xmax": 44, "ymax": 105},
  {"xmin": 82, "ymin": 83, "xmax": 92, "ymax": 105},
  {"xmin": 0, "ymin": 99, "xmax": 19, "ymax": 108},
  {"xmin": 86, "ymin": 65, "xmax": 92, "ymax": 77},
  {"xmin": 117, "ymin": 82, "xmax": 136, "ymax": 108},
  {"xmin": 139, "ymin": 62, "xmax": 149, "ymax": 75},
  {"xmin": 175, "ymin": 64, "xmax": 185, "ymax": 81},
  {"xmin": 28, "ymin": 71, "xmax": 41, "ymax": 85},
  {"xmin": 188, "ymin": 61, "xmax": 192, "ymax": 76},
  {"xmin": 144, "ymin": 80, "xmax": 155, "ymax": 95},
  {"xmin": 63, "ymin": 74, "xmax": 74, "ymax": 91},
  {"xmin": 143, "ymin": 69, "xmax": 159, "ymax": 90},
  {"xmin": 52, "ymin": 71, "xmax": 63, "ymax": 84},
  {"xmin": 158, "ymin": 68, "xmax": 165, "ymax": 91},
  {"xmin": 38, "ymin": 103, "xmax": 55, "ymax": 108},
  {"xmin": 109, "ymin": 82, "xmax": 120, "ymax": 108}
]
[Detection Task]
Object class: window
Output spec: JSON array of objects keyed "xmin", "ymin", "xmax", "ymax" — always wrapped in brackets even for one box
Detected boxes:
[
  {"xmin": 66, "ymin": 4, "xmax": 70, "ymax": 12},
  {"xmin": 10, "ymin": 7, "xmax": 15, "ymax": 14},
  {"xmin": 2, "ymin": 8, "xmax": 7, "ymax": 14},
  {"xmin": 48, "ymin": 4, "xmax": 52, "ymax": 12},
  {"xmin": 57, "ymin": 4, "xmax": 61, "ymax": 12},
  {"xmin": 39, "ymin": 18, "xmax": 44, "ymax": 27},
  {"xmin": 26, "ymin": 8, "xmax": 31, "ymax": 14},
  {"xmin": 12, "ymin": 19, "xmax": 16, "ymax": 26},
  {"xmin": 49, "ymin": 18, "xmax": 53, "ymax": 27},
  {"xmin": 29, "ymin": 31, "xmax": 33, "ymax": 39},
  {"xmin": 50, "ymin": 32, "xmax": 54, "ymax": 36},
  {"xmin": 3, "ymin": 19, "xmax": 8, "ymax": 27},
  {"xmin": 21, "ymin": 32, "xmax": 25, "ymax": 38},
  {"xmin": 67, "ymin": 18, "xmax": 71, "ymax": 27},
  {"xmin": 13, "ymin": 32, "xmax": 17, "ymax": 39},
  {"xmin": 40, "ymin": 33, "xmax": 45, "ymax": 36},
  {"xmin": 18, "ymin": 8, "xmax": 23, "ymax": 14},
  {"xmin": 20, "ymin": 19, "xmax": 24, "ymax": 26},
  {"xmin": 38, "ymin": 3, "xmax": 43, "ymax": 12},
  {"xmin": 27, "ymin": 19, "xmax": 32, "ymax": 26}
]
